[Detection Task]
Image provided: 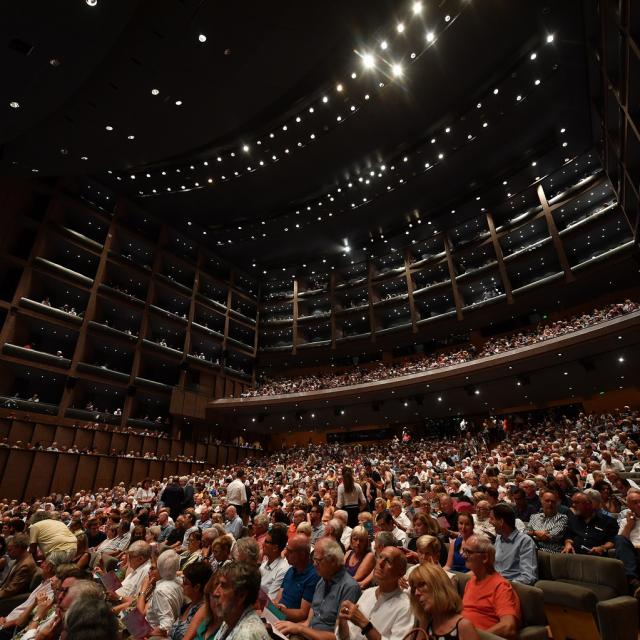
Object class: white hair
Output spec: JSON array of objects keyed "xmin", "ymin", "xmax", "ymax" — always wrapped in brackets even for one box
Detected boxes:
[{"xmin": 157, "ymin": 550, "xmax": 180, "ymax": 579}]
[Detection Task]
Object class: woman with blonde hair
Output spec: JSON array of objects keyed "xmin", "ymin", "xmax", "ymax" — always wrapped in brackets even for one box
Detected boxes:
[
  {"xmin": 344, "ymin": 526, "xmax": 375, "ymax": 588},
  {"xmin": 408, "ymin": 563, "xmax": 479, "ymax": 639}
]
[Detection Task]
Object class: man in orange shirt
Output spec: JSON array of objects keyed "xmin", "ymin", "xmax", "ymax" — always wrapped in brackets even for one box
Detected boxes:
[
  {"xmin": 288, "ymin": 509, "xmax": 307, "ymax": 541},
  {"xmin": 461, "ymin": 535, "xmax": 521, "ymax": 640}
]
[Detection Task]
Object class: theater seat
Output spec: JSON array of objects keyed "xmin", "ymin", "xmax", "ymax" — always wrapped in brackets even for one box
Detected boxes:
[
  {"xmin": 453, "ymin": 571, "xmax": 549, "ymax": 640},
  {"xmin": 535, "ymin": 550, "xmax": 637, "ymax": 640}
]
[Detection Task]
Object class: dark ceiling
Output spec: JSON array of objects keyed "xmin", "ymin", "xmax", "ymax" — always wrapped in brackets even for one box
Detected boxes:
[{"xmin": 1, "ymin": 0, "xmax": 598, "ymax": 274}]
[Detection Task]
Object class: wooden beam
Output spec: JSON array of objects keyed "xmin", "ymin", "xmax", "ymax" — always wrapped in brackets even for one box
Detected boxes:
[{"xmin": 486, "ymin": 211, "xmax": 514, "ymax": 303}]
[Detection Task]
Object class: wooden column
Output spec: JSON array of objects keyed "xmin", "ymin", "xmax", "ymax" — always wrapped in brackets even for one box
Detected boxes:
[
  {"xmin": 367, "ymin": 260, "xmax": 377, "ymax": 342},
  {"xmin": 291, "ymin": 279, "xmax": 299, "ymax": 355},
  {"xmin": 485, "ymin": 211, "xmax": 513, "ymax": 303},
  {"xmin": 329, "ymin": 272, "xmax": 337, "ymax": 349},
  {"xmin": 443, "ymin": 234, "xmax": 464, "ymax": 320},
  {"xmin": 537, "ymin": 184, "xmax": 574, "ymax": 282}
]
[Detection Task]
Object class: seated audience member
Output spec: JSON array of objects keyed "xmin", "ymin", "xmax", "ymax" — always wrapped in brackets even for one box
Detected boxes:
[
  {"xmin": 0, "ymin": 534, "xmax": 36, "ymax": 600},
  {"xmin": 28, "ymin": 512, "xmax": 78, "ymax": 559},
  {"xmin": 520, "ymin": 480, "xmax": 542, "ymax": 514},
  {"xmin": 562, "ymin": 492, "xmax": 617, "ymax": 555},
  {"xmin": 526, "ymin": 490, "xmax": 568, "ymax": 553},
  {"xmin": 309, "ymin": 505, "xmax": 325, "ymax": 546},
  {"xmin": 253, "ymin": 514, "xmax": 270, "ymax": 555},
  {"xmin": 334, "ymin": 510, "xmax": 353, "ymax": 550},
  {"xmin": 473, "ymin": 501, "xmax": 496, "ymax": 542},
  {"xmin": 445, "ymin": 513, "xmax": 476, "ymax": 574},
  {"xmin": 212, "ymin": 561, "xmax": 270, "ymax": 639},
  {"xmin": 274, "ymin": 534, "xmax": 318, "ymax": 622},
  {"xmin": 275, "ymin": 538, "xmax": 361, "ymax": 639},
  {"xmin": 614, "ymin": 488, "xmax": 640, "ymax": 594},
  {"xmin": 408, "ymin": 562, "xmax": 479, "ymax": 640},
  {"xmin": 169, "ymin": 561, "xmax": 212, "ymax": 640},
  {"xmin": 288, "ymin": 510, "xmax": 308, "ymax": 542},
  {"xmin": 224, "ymin": 506, "xmax": 243, "ymax": 540},
  {"xmin": 324, "ymin": 519, "xmax": 345, "ymax": 550},
  {"xmin": 85, "ymin": 517, "xmax": 107, "ymax": 548},
  {"xmin": 64, "ymin": 595, "xmax": 119, "ymax": 640},
  {"xmin": 112, "ymin": 540, "xmax": 152, "ymax": 605},
  {"xmin": 138, "ymin": 549, "xmax": 183, "ymax": 637},
  {"xmin": 389, "ymin": 500, "xmax": 411, "ymax": 533},
  {"xmin": 491, "ymin": 504, "xmax": 538, "ymax": 585},
  {"xmin": 167, "ymin": 516, "xmax": 189, "ymax": 549},
  {"xmin": 158, "ymin": 511, "xmax": 176, "ymax": 543},
  {"xmin": 337, "ymin": 546, "xmax": 413, "ymax": 640},
  {"xmin": 212, "ymin": 534, "xmax": 234, "ymax": 570},
  {"xmin": 462, "ymin": 535, "xmax": 521, "ymax": 640},
  {"xmin": 0, "ymin": 549, "xmax": 70, "ymax": 636},
  {"xmin": 407, "ymin": 512, "xmax": 440, "ymax": 552},
  {"xmin": 73, "ymin": 533, "xmax": 92, "ymax": 570},
  {"xmin": 375, "ymin": 511, "xmax": 408, "ymax": 548},
  {"xmin": 180, "ymin": 530, "xmax": 204, "ymax": 569},
  {"xmin": 235, "ymin": 537, "xmax": 262, "ymax": 567},
  {"xmin": 260, "ymin": 523, "xmax": 290, "ymax": 601},
  {"xmin": 509, "ymin": 488, "xmax": 538, "ymax": 524},
  {"xmin": 344, "ymin": 526, "xmax": 375, "ymax": 589},
  {"xmin": 437, "ymin": 495, "xmax": 460, "ymax": 539}
]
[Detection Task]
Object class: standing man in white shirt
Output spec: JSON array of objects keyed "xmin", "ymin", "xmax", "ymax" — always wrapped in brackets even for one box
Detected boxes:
[
  {"xmin": 336, "ymin": 546, "xmax": 413, "ymax": 640},
  {"xmin": 227, "ymin": 469, "xmax": 248, "ymax": 524}
]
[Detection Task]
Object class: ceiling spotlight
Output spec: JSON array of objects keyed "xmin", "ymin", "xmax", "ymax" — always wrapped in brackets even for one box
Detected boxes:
[
  {"xmin": 413, "ymin": 1, "xmax": 423, "ymax": 14},
  {"xmin": 336, "ymin": 83, "xmax": 343, "ymax": 92},
  {"xmin": 9, "ymin": 101, "xmax": 20, "ymax": 109},
  {"xmin": 546, "ymin": 33, "xmax": 555, "ymax": 43},
  {"xmin": 392, "ymin": 63, "xmax": 403, "ymax": 77},
  {"xmin": 530, "ymin": 52, "xmax": 537, "ymax": 60},
  {"xmin": 426, "ymin": 31, "xmax": 435, "ymax": 42},
  {"xmin": 151, "ymin": 88, "xmax": 160, "ymax": 95},
  {"xmin": 127, "ymin": 134, "xmax": 135, "ymax": 140},
  {"xmin": 105, "ymin": 125, "xmax": 113, "ymax": 131},
  {"xmin": 175, "ymin": 100, "xmax": 182, "ymax": 106},
  {"xmin": 242, "ymin": 144, "xmax": 250, "ymax": 152},
  {"xmin": 49, "ymin": 58, "xmax": 61, "ymax": 67},
  {"xmin": 322, "ymin": 96, "xmax": 328, "ymax": 103},
  {"xmin": 397, "ymin": 23, "xmax": 405, "ymax": 33},
  {"xmin": 534, "ymin": 79, "xmax": 541, "ymax": 85},
  {"xmin": 80, "ymin": 156, "xmax": 88, "ymax": 161},
  {"xmin": 380, "ymin": 40, "xmax": 388, "ymax": 50},
  {"xmin": 618, "ymin": 356, "xmax": 625, "ymax": 362},
  {"xmin": 198, "ymin": 34, "xmax": 207, "ymax": 43},
  {"xmin": 85, "ymin": 0, "xmax": 97, "ymax": 6},
  {"xmin": 362, "ymin": 53, "xmax": 375, "ymax": 69}
]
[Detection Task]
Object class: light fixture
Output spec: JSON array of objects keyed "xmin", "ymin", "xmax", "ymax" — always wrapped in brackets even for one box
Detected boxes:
[
  {"xmin": 413, "ymin": 1, "xmax": 423, "ymax": 14},
  {"xmin": 151, "ymin": 88, "xmax": 159, "ymax": 95},
  {"xmin": 362, "ymin": 53, "xmax": 375, "ymax": 69},
  {"xmin": 380, "ymin": 40, "xmax": 388, "ymax": 50},
  {"xmin": 9, "ymin": 101, "xmax": 19, "ymax": 109},
  {"xmin": 175, "ymin": 100, "xmax": 182, "ymax": 106},
  {"xmin": 530, "ymin": 52, "xmax": 537, "ymax": 60},
  {"xmin": 198, "ymin": 34, "xmax": 207, "ymax": 43},
  {"xmin": 546, "ymin": 33, "xmax": 555, "ymax": 43},
  {"xmin": 426, "ymin": 31, "xmax": 435, "ymax": 42},
  {"xmin": 85, "ymin": 0, "xmax": 97, "ymax": 6},
  {"xmin": 105, "ymin": 125, "xmax": 113, "ymax": 131},
  {"xmin": 397, "ymin": 23, "xmax": 405, "ymax": 33},
  {"xmin": 127, "ymin": 134, "xmax": 135, "ymax": 140},
  {"xmin": 392, "ymin": 63, "xmax": 403, "ymax": 77},
  {"xmin": 336, "ymin": 83, "xmax": 343, "ymax": 92}
]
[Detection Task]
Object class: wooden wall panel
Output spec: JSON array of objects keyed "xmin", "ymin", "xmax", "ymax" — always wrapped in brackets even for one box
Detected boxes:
[
  {"xmin": 73, "ymin": 456, "xmax": 98, "ymax": 494},
  {"xmin": 32, "ymin": 423, "xmax": 56, "ymax": 446},
  {"xmin": 24, "ymin": 451, "xmax": 57, "ymax": 499},
  {"xmin": 227, "ymin": 447, "xmax": 238, "ymax": 466},
  {"xmin": 148, "ymin": 460, "xmax": 163, "ymax": 481},
  {"xmin": 127, "ymin": 435, "xmax": 143, "ymax": 454},
  {"xmin": 170, "ymin": 439, "xmax": 181, "ymax": 458},
  {"xmin": 215, "ymin": 375, "xmax": 224, "ymax": 399},
  {"xmin": 9, "ymin": 421, "xmax": 34, "ymax": 444},
  {"xmin": 196, "ymin": 443, "xmax": 206, "ymax": 460},
  {"xmin": 131, "ymin": 459, "xmax": 149, "ymax": 486},
  {"xmin": 177, "ymin": 462, "xmax": 190, "ymax": 476},
  {"xmin": 51, "ymin": 453, "xmax": 78, "ymax": 496},
  {"xmin": 114, "ymin": 458, "xmax": 134, "ymax": 486},
  {"xmin": 142, "ymin": 436, "xmax": 158, "ymax": 455},
  {"xmin": 219, "ymin": 446, "xmax": 228, "ymax": 467},
  {"xmin": 0, "ymin": 419, "xmax": 11, "ymax": 439},
  {"xmin": 156, "ymin": 439, "xmax": 170, "ymax": 456},
  {"xmin": 1, "ymin": 450, "xmax": 33, "ymax": 499},
  {"xmin": 53, "ymin": 425, "xmax": 75, "ymax": 448},
  {"xmin": 206, "ymin": 445, "xmax": 217, "ymax": 465},
  {"xmin": 164, "ymin": 461, "xmax": 178, "ymax": 478},
  {"xmin": 93, "ymin": 431, "xmax": 111, "ymax": 455},
  {"xmin": 95, "ymin": 456, "xmax": 117, "ymax": 489},
  {"xmin": 183, "ymin": 441, "xmax": 195, "ymax": 458},
  {"xmin": 111, "ymin": 433, "xmax": 127, "ymax": 454},
  {"xmin": 73, "ymin": 428, "xmax": 94, "ymax": 450}
]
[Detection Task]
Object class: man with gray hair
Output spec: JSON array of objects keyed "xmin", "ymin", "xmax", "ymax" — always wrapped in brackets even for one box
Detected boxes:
[
  {"xmin": 333, "ymin": 510, "xmax": 353, "ymax": 550},
  {"xmin": 0, "ymin": 549, "xmax": 70, "ymax": 633},
  {"xmin": 113, "ymin": 540, "xmax": 152, "ymax": 602},
  {"xmin": 275, "ymin": 538, "xmax": 360, "ymax": 639},
  {"xmin": 0, "ymin": 534, "xmax": 36, "ymax": 600},
  {"xmin": 337, "ymin": 546, "xmax": 413, "ymax": 640}
]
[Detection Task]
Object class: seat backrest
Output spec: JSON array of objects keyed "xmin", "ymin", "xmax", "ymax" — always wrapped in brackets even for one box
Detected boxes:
[
  {"xmin": 29, "ymin": 568, "xmax": 43, "ymax": 590},
  {"xmin": 542, "ymin": 551, "xmax": 627, "ymax": 596},
  {"xmin": 511, "ymin": 581, "xmax": 546, "ymax": 627}
]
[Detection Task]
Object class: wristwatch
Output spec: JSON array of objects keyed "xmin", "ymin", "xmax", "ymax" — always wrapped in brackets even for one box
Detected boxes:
[{"xmin": 361, "ymin": 621, "xmax": 374, "ymax": 635}]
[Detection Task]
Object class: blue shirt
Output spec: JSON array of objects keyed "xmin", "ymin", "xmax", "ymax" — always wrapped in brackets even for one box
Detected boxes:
[
  {"xmin": 224, "ymin": 516, "xmax": 243, "ymax": 539},
  {"xmin": 280, "ymin": 563, "xmax": 318, "ymax": 609},
  {"xmin": 310, "ymin": 566, "xmax": 361, "ymax": 631},
  {"xmin": 495, "ymin": 528, "xmax": 538, "ymax": 585}
]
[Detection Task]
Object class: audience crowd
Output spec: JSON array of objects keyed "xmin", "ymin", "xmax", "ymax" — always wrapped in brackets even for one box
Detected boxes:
[
  {"xmin": 0, "ymin": 404, "xmax": 639, "ymax": 638},
  {"xmin": 245, "ymin": 300, "xmax": 638, "ymax": 397}
]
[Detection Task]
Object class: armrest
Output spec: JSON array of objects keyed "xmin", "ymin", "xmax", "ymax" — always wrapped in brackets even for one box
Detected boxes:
[
  {"xmin": 535, "ymin": 580, "xmax": 597, "ymax": 611},
  {"xmin": 596, "ymin": 596, "xmax": 638, "ymax": 640}
]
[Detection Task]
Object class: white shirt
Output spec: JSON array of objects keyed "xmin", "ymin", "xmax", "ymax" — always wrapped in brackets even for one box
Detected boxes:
[
  {"xmin": 259, "ymin": 556, "xmax": 290, "ymax": 600},
  {"xmin": 619, "ymin": 515, "xmax": 640, "ymax": 546},
  {"xmin": 392, "ymin": 526, "xmax": 408, "ymax": 548},
  {"xmin": 116, "ymin": 559, "xmax": 152, "ymax": 599},
  {"xmin": 227, "ymin": 479, "xmax": 247, "ymax": 506},
  {"xmin": 5, "ymin": 578, "xmax": 53, "ymax": 622},
  {"xmin": 146, "ymin": 578, "xmax": 184, "ymax": 632},
  {"xmin": 336, "ymin": 587, "xmax": 413, "ymax": 640},
  {"xmin": 341, "ymin": 526, "xmax": 353, "ymax": 550}
]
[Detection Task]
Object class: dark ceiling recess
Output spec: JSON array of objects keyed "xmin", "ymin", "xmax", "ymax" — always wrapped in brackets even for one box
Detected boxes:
[{"xmin": 1, "ymin": 1, "xmax": 601, "ymax": 274}]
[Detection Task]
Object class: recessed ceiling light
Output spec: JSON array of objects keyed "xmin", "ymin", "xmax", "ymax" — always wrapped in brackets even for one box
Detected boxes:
[
  {"xmin": 397, "ymin": 23, "xmax": 405, "ymax": 33},
  {"xmin": 380, "ymin": 40, "xmax": 388, "ymax": 50},
  {"xmin": 198, "ymin": 34, "xmax": 207, "ymax": 43},
  {"xmin": 9, "ymin": 101, "xmax": 20, "ymax": 109},
  {"xmin": 413, "ymin": 1, "xmax": 423, "ymax": 14},
  {"xmin": 105, "ymin": 125, "xmax": 113, "ymax": 131},
  {"xmin": 127, "ymin": 135, "xmax": 135, "ymax": 140},
  {"xmin": 336, "ymin": 83, "xmax": 343, "ymax": 92},
  {"xmin": 546, "ymin": 33, "xmax": 555, "ymax": 43},
  {"xmin": 81, "ymin": 156, "xmax": 88, "ymax": 161},
  {"xmin": 175, "ymin": 100, "xmax": 182, "ymax": 106},
  {"xmin": 426, "ymin": 31, "xmax": 435, "ymax": 42},
  {"xmin": 86, "ymin": 0, "xmax": 97, "ymax": 6},
  {"xmin": 151, "ymin": 88, "xmax": 160, "ymax": 96},
  {"xmin": 49, "ymin": 58, "xmax": 61, "ymax": 67},
  {"xmin": 392, "ymin": 63, "xmax": 403, "ymax": 77}
]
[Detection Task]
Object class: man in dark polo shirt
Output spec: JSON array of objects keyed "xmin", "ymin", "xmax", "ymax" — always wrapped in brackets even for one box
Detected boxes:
[
  {"xmin": 562, "ymin": 491, "xmax": 617, "ymax": 555},
  {"xmin": 273, "ymin": 534, "xmax": 318, "ymax": 622}
]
